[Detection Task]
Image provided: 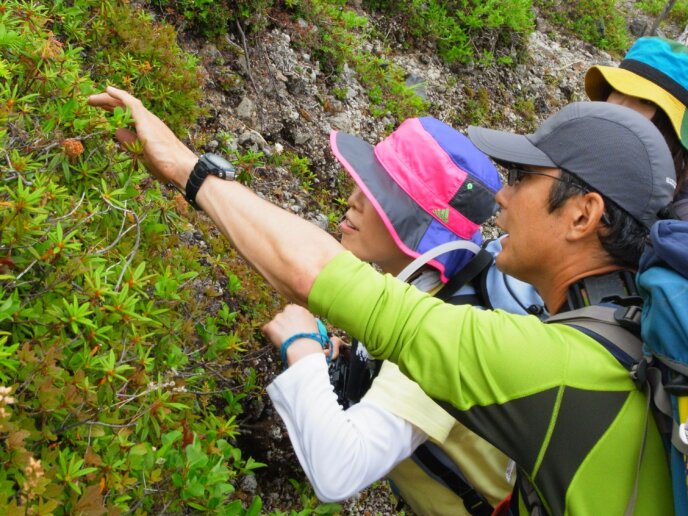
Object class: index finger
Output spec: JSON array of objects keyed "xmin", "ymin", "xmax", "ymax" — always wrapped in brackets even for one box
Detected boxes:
[
  {"xmin": 104, "ymin": 86, "xmax": 150, "ymax": 119},
  {"xmin": 87, "ymin": 92, "xmax": 123, "ymax": 112}
]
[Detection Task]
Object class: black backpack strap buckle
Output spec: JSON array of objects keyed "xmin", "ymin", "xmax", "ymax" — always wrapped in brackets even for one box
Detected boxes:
[
  {"xmin": 614, "ymin": 305, "xmax": 642, "ymax": 336},
  {"xmin": 631, "ymin": 358, "xmax": 648, "ymax": 390}
]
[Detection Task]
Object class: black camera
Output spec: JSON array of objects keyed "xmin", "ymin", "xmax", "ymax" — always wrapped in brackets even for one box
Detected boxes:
[{"xmin": 328, "ymin": 339, "xmax": 382, "ymax": 409}]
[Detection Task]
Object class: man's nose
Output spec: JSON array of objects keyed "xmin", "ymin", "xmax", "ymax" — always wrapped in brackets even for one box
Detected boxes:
[{"xmin": 494, "ymin": 185, "xmax": 510, "ymax": 208}]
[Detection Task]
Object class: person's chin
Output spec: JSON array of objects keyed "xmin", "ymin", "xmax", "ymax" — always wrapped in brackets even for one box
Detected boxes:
[
  {"xmin": 340, "ymin": 233, "xmax": 357, "ymax": 252},
  {"xmin": 494, "ymin": 250, "xmax": 512, "ymax": 274}
]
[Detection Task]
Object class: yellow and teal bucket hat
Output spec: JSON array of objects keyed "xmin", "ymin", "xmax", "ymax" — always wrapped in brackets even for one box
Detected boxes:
[{"xmin": 586, "ymin": 37, "xmax": 688, "ymax": 149}]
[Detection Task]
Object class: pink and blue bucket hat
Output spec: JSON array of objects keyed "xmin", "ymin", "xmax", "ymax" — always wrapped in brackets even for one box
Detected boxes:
[{"xmin": 330, "ymin": 117, "xmax": 502, "ymax": 282}]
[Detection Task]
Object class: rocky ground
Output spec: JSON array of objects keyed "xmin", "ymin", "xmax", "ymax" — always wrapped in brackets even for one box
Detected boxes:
[{"xmin": 164, "ymin": 3, "xmax": 685, "ymax": 513}]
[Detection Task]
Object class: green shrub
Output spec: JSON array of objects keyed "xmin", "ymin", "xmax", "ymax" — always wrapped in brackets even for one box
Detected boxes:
[
  {"xmin": 637, "ymin": 0, "xmax": 688, "ymax": 28},
  {"xmin": 535, "ymin": 0, "xmax": 629, "ymax": 53},
  {"xmin": 0, "ymin": 1, "xmax": 273, "ymax": 512},
  {"xmin": 286, "ymin": 0, "xmax": 428, "ymax": 120},
  {"xmin": 47, "ymin": 0, "xmax": 203, "ymax": 134},
  {"xmin": 150, "ymin": 0, "xmax": 275, "ymax": 38},
  {"xmin": 363, "ymin": 0, "xmax": 534, "ymax": 65}
]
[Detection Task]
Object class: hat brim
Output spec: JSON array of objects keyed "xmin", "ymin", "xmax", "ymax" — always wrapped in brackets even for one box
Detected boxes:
[
  {"xmin": 466, "ymin": 126, "xmax": 557, "ymax": 168},
  {"xmin": 585, "ymin": 65, "xmax": 688, "ymax": 148},
  {"xmin": 330, "ymin": 131, "xmax": 458, "ymax": 281}
]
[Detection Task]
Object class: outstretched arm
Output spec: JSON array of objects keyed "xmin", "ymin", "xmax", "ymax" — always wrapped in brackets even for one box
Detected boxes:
[{"xmin": 88, "ymin": 87, "xmax": 343, "ymax": 304}]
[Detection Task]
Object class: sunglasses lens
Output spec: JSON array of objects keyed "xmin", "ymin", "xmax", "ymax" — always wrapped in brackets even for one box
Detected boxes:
[{"xmin": 508, "ymin": 168, "xmax": 523, "ymax": 186}]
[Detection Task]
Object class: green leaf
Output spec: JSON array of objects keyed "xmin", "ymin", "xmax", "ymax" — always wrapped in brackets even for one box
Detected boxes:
[
  {"xmin": 314, "ymin": 503, "xmax": 343, "ymax": 514},
  {"xmin": 185, "ymin": 441, "xmax": 208, "ymax": 470},
  {"xmin": 183, "ymin": 478, "xmax": 205, "ymax": 498},
  {"xmin": 129, "ymin": 443, "xmax": 151, "ymax": 456},
  {"xmin": 245, "ymin": 496, "xmax": 263, "ymax": 516},
  {"xmin": 162, "ymin": 430, "xmax": 182, "ymax": 448}
]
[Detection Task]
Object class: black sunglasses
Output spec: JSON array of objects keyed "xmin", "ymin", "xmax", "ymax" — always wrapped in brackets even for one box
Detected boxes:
[
  {"xmin": 506, "ymin": 166, "xmax": 611, "ymax": 225},
  {"xmin": 506, "ymin": 166, "xmax": 588, "ymax": 190}
]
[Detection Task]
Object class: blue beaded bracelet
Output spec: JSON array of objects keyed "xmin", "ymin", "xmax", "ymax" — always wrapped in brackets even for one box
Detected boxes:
[{"xmin": 280, "ymin": 319, "xmax": 333, "ymax": 366}]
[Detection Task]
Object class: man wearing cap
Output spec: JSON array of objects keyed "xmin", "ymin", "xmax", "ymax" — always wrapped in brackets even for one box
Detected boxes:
[
  {"xmin": 89, "ymin": 88, "xmax": 675, "ymax": 514},
  {"xmin": 585, "ymin": 36, "xmax": 688, "ymax": 219}
]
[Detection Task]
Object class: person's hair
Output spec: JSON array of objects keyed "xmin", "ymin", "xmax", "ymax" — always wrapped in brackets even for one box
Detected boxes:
[
  {"xmin": 650, "ymin": 108, "xmax": 688, "ymax": 200},
  {"xmin": 547, "ymin": 171, "xmax": 649, "ymax": 269}
]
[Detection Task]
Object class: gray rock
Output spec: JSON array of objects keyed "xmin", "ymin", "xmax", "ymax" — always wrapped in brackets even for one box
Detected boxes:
[
  {"xmin": 274, "ymin": 70, "xmax": 288, "ymax": 82},
  {"xmin": 293, "ymin": 130, "xmax": 311, "ymax": 145},
  {"xmin": 199, "ymin": 43, "xmax": 222, "ymax": 63},
  {"xmin": 329, "ymin": 99, "xmax": 345, "ymax": 113},
  {"xmin": 312, "ymin": 213, "xmax": 330, "ymax": 231},
  {"xmin": 342, "ymin": 63, "xmax": 356, "ymax": 81},
  {"xmin": 236, "ymin": 97, "xmax": 257, "ymax": 124},
  {"xmin": 329, "ymin": 113, "xmax": 354, "ymax": 133},
  {"xmin": 287, "ymin": 77, "xmax": 308, "ymax": 96},
  {"xmin": 238, "ymin": 130, "xmax": 268, "ymax": 152},
  {"xmin": 239, "ymin": 475, "xmax": 258, "ymax": 494},
  {"xmin": 405, "ymin": 74, "xmax": 428, "ymax": 100},
  {"xmin": 179, "ymin": 230, "xmax": 196, "ymax": 244},
  {"xmin": 270, "ymin": 424, "xmax": 282, "ymax": 440},
  {"xmin": 629, "ymin": 19, "xmax": 648, "ymax": 37}
]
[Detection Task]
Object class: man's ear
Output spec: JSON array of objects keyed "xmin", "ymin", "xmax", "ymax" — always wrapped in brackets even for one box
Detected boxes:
[{"xmin": 566, "ymin": 191, "xmax": 606, "ymax": 241}]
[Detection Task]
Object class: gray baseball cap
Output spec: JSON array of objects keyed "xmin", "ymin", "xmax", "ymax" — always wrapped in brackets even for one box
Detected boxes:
[{"xmin": 467, "ymin": 102, "xmax": 677, "ymax": 228}]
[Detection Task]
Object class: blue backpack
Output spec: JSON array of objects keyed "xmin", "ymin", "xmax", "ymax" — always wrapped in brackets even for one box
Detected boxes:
[
  {"xmin": 546, "ymin": 219, "xmax": 688, "ymax": 515},
  {"xmin": 637, "ymin": 219, "xmax": 688, "ymax": 515}
]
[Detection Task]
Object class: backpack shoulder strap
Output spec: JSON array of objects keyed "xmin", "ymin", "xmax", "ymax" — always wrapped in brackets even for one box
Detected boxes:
[
  {"xmin": 409, "ymin": 249, "xmax": 495, "ymax": 513},
  {"xmin": 546, "ymin": 304, "xmax": 643, "ymax": 369},
  {"xmin": 547, "ymin": 303, "xmax": 667, "ymax": 516},
  {"xmin": 436, "ymin": 248, "xmax": 493, "ymax": 307},
  {"xmin": 412, "ymin": 442, "xmax": 493, "ymax": 516}
]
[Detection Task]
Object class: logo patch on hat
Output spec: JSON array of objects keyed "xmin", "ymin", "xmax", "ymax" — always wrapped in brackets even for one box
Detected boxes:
[{"xmin": 432, "ymin": 208, "xmax": 450, "ymax": 224}]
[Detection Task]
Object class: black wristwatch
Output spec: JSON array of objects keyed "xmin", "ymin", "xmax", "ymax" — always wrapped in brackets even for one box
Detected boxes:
[{"xmin": 184, "ymin": 153, "xmax": 236, "ymax": 209}]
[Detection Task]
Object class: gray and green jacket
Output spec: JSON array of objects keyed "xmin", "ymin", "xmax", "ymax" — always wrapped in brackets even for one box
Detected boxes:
[{"xmin": 309, "ymin": 251, "xmax": 672, "ymax": 515}]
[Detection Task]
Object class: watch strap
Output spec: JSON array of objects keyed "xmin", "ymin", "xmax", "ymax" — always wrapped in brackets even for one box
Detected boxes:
[{"xmin": 184, "ymin": 158, "xmax": 211, "ymax": 209}]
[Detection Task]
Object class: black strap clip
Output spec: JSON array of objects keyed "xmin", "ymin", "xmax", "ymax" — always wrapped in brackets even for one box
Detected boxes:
[
  {"xmin": 631, "ymin": 358, "xmax": 648, "ymax": 390},
  {"xmin": 614, "ymin": 305, "xmax": 642, "ymax": 336}
]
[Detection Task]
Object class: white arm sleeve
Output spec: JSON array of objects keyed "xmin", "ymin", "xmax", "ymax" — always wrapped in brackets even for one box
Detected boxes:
[{"xmin": 267, "ymin": 353, "xmax": 428, "ymax": 502}]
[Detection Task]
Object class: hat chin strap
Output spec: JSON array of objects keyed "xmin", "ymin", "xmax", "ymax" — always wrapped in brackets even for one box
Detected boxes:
[{"xmin": 396, "ymin": 240, "xmax": 481, "ymax": 283}]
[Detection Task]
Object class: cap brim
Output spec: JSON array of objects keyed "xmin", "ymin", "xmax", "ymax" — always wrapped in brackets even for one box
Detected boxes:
[
  {"xmin": 467, "ymin": 126, "xmax": 557, "ymax": 168},
  {"xmin": 586, "ymin": 65, "xmax": 688, "ymax": 148}
]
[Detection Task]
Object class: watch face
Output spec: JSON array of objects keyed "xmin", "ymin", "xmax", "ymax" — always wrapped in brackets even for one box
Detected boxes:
[
  {"xmin": 204, "ymin": 153, "xmax": 232, "ymax": 169},
  {"xmin": 203, "ymin": 153, "xmax": 235, "ymax": 179}
]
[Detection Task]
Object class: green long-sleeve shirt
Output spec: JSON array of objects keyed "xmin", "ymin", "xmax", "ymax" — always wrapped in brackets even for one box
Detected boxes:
[{"xmin": 309, "ymin": 252, "xmax": 672, "ymax": 515}]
